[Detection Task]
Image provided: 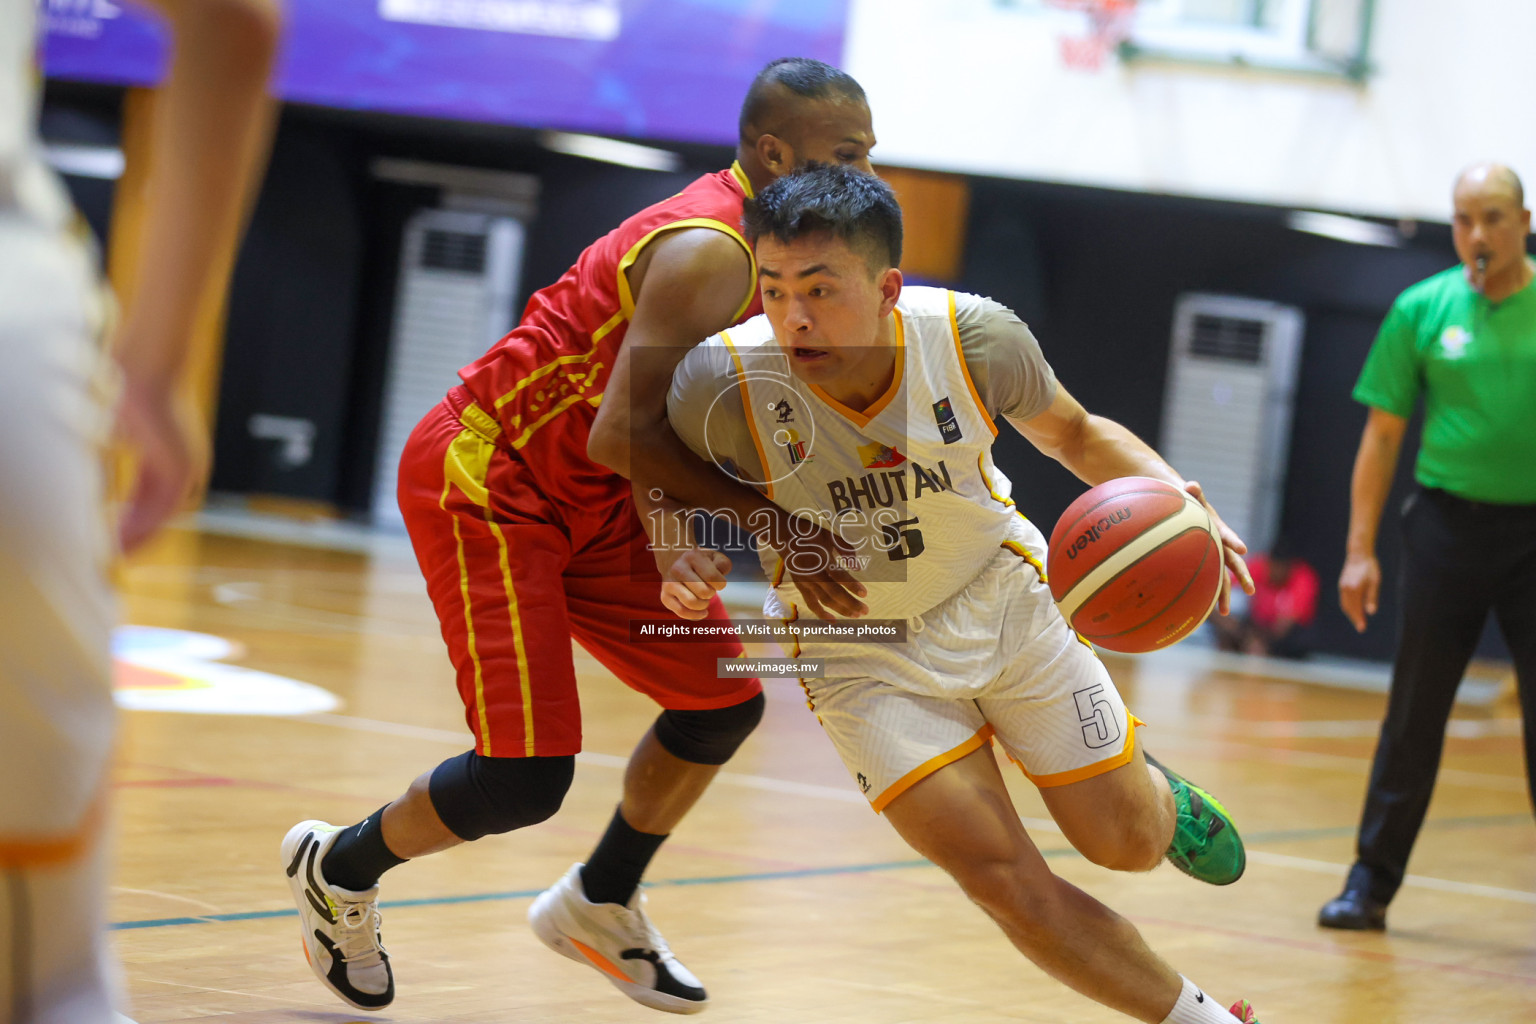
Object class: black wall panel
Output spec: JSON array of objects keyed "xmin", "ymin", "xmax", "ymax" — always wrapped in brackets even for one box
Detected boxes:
[{"xmin": 212, "ymin": 118, "xmax": 365, "ymax": 500}]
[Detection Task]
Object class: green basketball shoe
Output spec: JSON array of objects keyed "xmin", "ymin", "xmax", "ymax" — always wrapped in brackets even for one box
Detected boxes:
[{"xmin": 1144, "ymin": 751, "xmax": 1246, "ymax": 886}]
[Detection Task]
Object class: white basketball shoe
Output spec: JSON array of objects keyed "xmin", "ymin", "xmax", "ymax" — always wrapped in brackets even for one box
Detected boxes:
[
  {"xmin": 529, "ymin": 863, "xmax": 707, "ymax": 1014},
  {"xmin": 281, "ymin": 820, "xmax": 394, "ymax": 1010}
]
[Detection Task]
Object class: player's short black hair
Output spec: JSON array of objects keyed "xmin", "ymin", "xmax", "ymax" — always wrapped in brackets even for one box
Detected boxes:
[
  {"xmin": 742, "ymin": 163, "xmax": 902, "ymax": 273},
  {"xmin": 739, "ymin": 57, "xmax": 866, "ymax": 142}
]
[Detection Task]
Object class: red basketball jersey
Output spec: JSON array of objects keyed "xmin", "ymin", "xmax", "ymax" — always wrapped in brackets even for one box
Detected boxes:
[{"xmin": 458, "ymin": 163, "xmax": 763, "ymax": 510}]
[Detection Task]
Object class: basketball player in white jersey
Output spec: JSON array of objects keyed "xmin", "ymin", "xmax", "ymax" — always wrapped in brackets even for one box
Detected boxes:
[
  {"xmin": 1, "ymin": 3, "xmax": 278, "ymax": 1020},
  {"xmin": 652, "ymin": 165, "xmax": 1266, "ymax": 1023}
]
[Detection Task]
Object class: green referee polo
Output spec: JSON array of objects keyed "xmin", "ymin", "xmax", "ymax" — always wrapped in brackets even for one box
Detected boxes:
[{"xmin": 1354, "ymin": 264, "xmax": 1536, "ymax": 504}]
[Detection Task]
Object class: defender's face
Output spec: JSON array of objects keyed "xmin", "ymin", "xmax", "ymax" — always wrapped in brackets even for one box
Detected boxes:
[
  {"xmin": 757, "ymin": 231, "xmax": 894, "ymax": 385},
  {"xmin": 1452, "ymin": 184, "xmax": 1531, "ymax": 278},
  {"xmin": 786, "ymin": 98, "xmax": 876, "ymax": 174}
]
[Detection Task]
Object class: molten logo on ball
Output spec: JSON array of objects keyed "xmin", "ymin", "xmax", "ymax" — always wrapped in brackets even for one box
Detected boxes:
[
  {"xmin": 1046, "ymin": 477, "xmax": 1223, "ymax": 654},
  {"xmin": 1066, "ymin": 508, "xmax": 1132, "ymax": 559}
]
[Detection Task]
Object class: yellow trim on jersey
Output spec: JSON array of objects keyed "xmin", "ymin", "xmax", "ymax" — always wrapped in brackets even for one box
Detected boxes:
[
  {"xmin": 871, "ymin": 724, "xmax": 996, "ymax": 814},
  {"xmin": 978, "ymin": 453, "xmax": 1016, "ymax": 509},
  {"xmin": 444, "ymin": 426, "xmax": 495, "ymax": 508},
  {"xmin": 616, "ymin": 217, "xmax": 758, "ymax": 323},
  {"xmin": 492, "ymin": 310, "xmax": 624, "ymax": 411},
  {"xmin": 780, "ymin": 606, "xmax": 813, "ymax": 710},
  {"xmin": 949, "ymin": 289, "xmax": 999, "ymax": 439},
  {"xmin": 722, "ymin": 330, "xmax": 775, "ymax": 501},
  {"xmin": 508, "ymin": 393, "xmax": 592, "ymax": 450},
  {"xmin": 771, "ymin": 556, "xmax": 786, "ymax": 588},
  {"xmin": 1001, "ymin": 539, "xmax": 1048, "ymax": 584},
  {"xmin": 460, "ymin": 401, "xmax": 503, "ymax": 440},
  {"xmin": 445, "ymin": 479, "xmax": 494, "ymax": 755},
  {"xmin": 1020, "ymin": 710, "xmax": 1139, "ymax": 788},
  {"xmin": 729, "ymin": 160, "xmax": 756, "ymax": 199},
  {"xmin": 808, "ymin": 308, "xmax": 906, "ymax": 428},
  {"xmin": 486, "ymin": 517, "xmax": 537, "ymax": 755}
]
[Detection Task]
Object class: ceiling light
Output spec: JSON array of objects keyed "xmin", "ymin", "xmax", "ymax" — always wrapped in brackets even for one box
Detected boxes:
[
  {"xmin": 539, "ymin": 131, "xmax": 682, "ymax": 172},
  {"xmin": 1285, "ymin": 210, "xmax": 1401, "ymax": 248}
]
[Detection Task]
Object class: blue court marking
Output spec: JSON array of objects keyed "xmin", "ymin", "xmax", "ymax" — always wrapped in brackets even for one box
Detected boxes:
[{"xmin": 109, "ymin": 814, "xmax": 1531, "ymax": 933}]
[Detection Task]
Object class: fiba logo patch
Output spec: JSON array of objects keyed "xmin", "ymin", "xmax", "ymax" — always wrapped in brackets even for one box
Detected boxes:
[{"xmin": 932, "ymin": 396, "xmax": 962, "ymax": 444}]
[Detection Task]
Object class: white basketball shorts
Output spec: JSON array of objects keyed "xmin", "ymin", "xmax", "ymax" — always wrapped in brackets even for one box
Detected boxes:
[{"xmin": 799, "ymin": 543, "xmax": 1140, "ymax": 812}]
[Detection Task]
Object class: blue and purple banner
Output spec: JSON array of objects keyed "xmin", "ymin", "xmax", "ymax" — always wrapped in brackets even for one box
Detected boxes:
[{"xmin": 41, "ymin": 0, "xmax": 849, "ymax": 145}]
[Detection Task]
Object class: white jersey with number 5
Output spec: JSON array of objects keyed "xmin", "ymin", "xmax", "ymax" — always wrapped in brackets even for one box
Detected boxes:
[{"xmin": 712, "ymin": 285, "xmax": 1042, "ymax": 621}]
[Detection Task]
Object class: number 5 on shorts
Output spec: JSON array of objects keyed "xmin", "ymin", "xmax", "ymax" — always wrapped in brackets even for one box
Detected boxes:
[{"xmin": 1073, "ymin": 683, "xmax": 1121, "ymax": 749}]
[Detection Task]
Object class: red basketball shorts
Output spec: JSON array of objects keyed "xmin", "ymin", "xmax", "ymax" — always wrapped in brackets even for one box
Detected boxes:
[{"xmin": 397, "ymin": 387, "xmax": 760, "ymax": 758}]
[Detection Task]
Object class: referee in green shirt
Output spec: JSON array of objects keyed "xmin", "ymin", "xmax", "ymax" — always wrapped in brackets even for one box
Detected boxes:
[{"xmin": 1320, "ymin": 163, "xmax": 1536, "ymax": 931}]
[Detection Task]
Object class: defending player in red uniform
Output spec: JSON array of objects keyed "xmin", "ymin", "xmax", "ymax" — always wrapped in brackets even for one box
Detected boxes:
[{"xmin": 280, "ymin": 59, "xmax": 876, "ymax": 1014}]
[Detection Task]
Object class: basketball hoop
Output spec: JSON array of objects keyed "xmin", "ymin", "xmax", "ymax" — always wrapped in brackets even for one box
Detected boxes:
[{"xmin": 1043, "ymin": 0, "xmax": 1138, "ymax": 71}]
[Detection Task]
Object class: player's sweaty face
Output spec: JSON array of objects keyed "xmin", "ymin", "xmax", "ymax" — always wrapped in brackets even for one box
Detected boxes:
[
  {"xmin": 1452, "ymin": 184, "xmax": 1530, "ymax": 278},
  {"xmin": 758, "ymin": 232, "xmax": 891, "ymax": 386},
  {"xmin": 785, "ymin": 98, "xmax": 876, "ymax": 173}
]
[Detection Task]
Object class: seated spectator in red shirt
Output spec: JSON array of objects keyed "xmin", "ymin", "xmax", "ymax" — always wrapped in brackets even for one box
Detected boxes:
[{"xmin": 1212, "ymin": 539, "xmax": 1319, "ymax": 659}]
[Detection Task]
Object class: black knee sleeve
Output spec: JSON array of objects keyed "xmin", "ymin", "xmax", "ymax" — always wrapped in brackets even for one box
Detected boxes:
[
  {"xmin": 428, "ymin": 752, "xmax": 574, "ymax": 842},
  {"xmin": 652, "ymin": 692, "xmax": 765, "ymax": 765}
]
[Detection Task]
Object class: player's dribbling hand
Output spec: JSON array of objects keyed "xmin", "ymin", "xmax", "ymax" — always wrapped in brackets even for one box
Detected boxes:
[
  {"xmin": 780, "ymin": 525, "xmax": 869, "ymax": 620},
  {"xmin": 1338, "ymin": 552, "xmax": 1380, "ymax": 633},
  {"xmin": 1184, "ymin": 480, "xmax": 1253, "ymax": 616},
  {"xmin": 115, "ymin": 379, "xmax": 208, "ymax": 555},
  {"xmin": 661, "ymin": 548, "xmax": 733, "ymax": 620}
]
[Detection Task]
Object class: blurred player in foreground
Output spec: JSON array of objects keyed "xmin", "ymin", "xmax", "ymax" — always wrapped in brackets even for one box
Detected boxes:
[
  {"xmin": 281, "ymin": 59, "xmax": 880, "ymax": 1014},
  {"xmin": 1, "ymin": 1, "xmax": 280, "ymax": 1020},
  {"xmin": 654, "ymin": 164, "xmax": 1266, "ymax": 1023}
]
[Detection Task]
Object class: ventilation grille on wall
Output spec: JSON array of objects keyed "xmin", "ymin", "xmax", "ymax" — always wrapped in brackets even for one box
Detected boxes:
[
  {"xmin": 421, "ymin": 229, "xmax": 488, "ymax": 273},
  {"xmin": 1160, "ymin": 294, "xmax": 1304, "ymax": 557},
  {"xmin": 372, "ymin": 208, "xmax": 527, "ymax": 527},
  {"xmin": 1188, "ymin": 313, "xmax": 1266, "ymax": 364}
]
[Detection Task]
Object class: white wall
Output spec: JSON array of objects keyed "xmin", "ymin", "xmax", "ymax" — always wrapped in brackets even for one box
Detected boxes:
[{"xmin": 845, "ymin": 0, "xmax": 1536, "ymax": 221}]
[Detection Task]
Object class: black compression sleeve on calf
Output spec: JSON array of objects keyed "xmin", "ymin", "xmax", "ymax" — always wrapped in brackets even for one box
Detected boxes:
[
  {"xmin": 321, "ymin": 805, "xmax": 406, "ymax": 892},
  {"xmin": 652, "ymin": 692, "xmax": 765, "ymax": 766},
  {"xmin": 427, "ymin": 751, "xmax": 575, "ymax": 842}
]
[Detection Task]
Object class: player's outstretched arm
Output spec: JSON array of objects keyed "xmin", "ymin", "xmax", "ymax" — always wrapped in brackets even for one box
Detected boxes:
[
  {"xmin": 1015, "ymin": 384, "xmax": 1254, "ymax": 613},
  {"xmin": 588, "ymin": 227, "xmax": 868, "ymax": 619},
  {"xmin": 115, "ymin": 0, "xmax": 282, "ymax": 553},
  {"xmin": 1340, "ymin": 406, "xmax": 1408, "ymax": 632},
  {"xmin": 587, "ymin": 227, "xmax": 754, "ymax": 484}
]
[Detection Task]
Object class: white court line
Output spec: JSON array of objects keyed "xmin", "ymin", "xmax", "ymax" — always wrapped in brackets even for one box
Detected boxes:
[
  {"xmin": 111, "ymin": 887, "xmax": 224, "ymax": 913},
  {"xmin": 301, "ymin": 713, "xmax": 868, "ymax": 804},
  {"xmin": 1241, "ymin": 718, "xmax": 1523, "ymax": 740},
  {"xmin": 1248, "ymin": 850, "xmax": 1536, "ymax": 905},
  {"xmin": 299, "ymin": 713, "xmax": 1536, "ymax": 905},
  {"xmin": 1154, "ymin": 731, "xmax": 1530, "ymax": 793}
]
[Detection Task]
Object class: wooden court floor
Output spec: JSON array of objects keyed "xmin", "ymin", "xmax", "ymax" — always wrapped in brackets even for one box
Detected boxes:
[{"xmin": 109, "ymin": 527, "xmax": 1536, "ymax": 1023}]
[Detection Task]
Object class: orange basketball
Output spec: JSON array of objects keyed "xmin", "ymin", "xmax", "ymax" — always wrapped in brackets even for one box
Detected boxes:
[{"xmin": 1047, "ymin": 477, "xmax": 1224, "ymax": 653}]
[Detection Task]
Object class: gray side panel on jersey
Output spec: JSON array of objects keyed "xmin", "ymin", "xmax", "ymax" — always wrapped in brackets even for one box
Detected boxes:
[{"xmin": 953, "ymin": 291, "xmax": 1058, "ymax": 424}]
